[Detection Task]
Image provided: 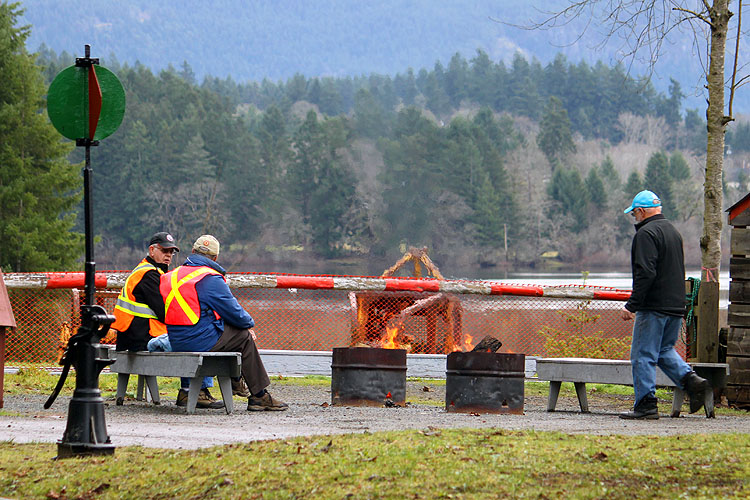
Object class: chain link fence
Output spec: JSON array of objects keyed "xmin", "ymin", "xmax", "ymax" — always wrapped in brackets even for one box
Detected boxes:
[{"xmin": 3, "ymin": 273, "xmax": 687, "ymax": 367}]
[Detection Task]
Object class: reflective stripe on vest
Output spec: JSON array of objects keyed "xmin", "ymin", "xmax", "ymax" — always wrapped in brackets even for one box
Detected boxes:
[
  {"xmin": 112, "ymin": 259, "xmax": 165, "ymax": 334},
  {"xmin": 161, "ymin": 266, "xmax": 223, "ymax": 325}
]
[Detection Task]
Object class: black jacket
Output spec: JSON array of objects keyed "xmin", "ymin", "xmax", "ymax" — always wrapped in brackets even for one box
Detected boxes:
[
  {"xmin": 115, "ymin": 256, "xmax": 168, "ymax": 351},
  {"xmin": 624, "ymin": 214, "xmax": 686, "ymax": 316}
]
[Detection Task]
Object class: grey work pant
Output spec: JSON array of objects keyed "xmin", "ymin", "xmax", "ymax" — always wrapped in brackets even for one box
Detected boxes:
[{"xmin": 210, "ymin": 324, "xmax": 270, "ymax": 396}]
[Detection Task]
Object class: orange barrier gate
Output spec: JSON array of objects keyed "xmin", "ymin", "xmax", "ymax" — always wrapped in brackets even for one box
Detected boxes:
[{"xmin": 2, "ymin": 272, "xmax": 682, "ymax": 366}]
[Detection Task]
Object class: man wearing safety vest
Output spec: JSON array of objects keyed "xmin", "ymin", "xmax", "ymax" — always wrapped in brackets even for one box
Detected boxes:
[
  {"xmin": 113, "ymin": 232, "xmax": 224, "ymax": 409},
  {"xmin": 113, "ymin": 232, "xmax": 178, "ymax": 351},
  {"xmin": 160, "ymin": 235, "xmax": 288, "ymax": 411}
]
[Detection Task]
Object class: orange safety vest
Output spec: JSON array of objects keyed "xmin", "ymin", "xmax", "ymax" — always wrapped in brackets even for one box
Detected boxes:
[
  {"xmin": 112, "ymin": 258, "xmax": 167, "ymax": 336},
  {"xmin": 160, "ymin": 265, "xmax": 224, "ymax": 325}
]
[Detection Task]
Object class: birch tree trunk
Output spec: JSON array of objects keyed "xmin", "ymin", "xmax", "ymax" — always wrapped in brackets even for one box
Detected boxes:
[{"xmin": 701, "ymin": 0, "xmax": 733, "ymax": 283}]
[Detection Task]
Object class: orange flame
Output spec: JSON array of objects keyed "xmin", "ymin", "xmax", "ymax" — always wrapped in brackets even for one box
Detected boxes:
[
  {"xmin": 460, "ymin": 333, "xmax": 474, "ymax": 352},
  {"xmin": 382, "ymin": 321, "xmax": 400, "ymax": 349}
]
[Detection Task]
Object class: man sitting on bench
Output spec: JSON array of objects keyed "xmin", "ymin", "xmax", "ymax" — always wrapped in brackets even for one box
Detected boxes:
[
  {"xmin": 112, "ymin": 231, "xmax": 223, "ymax": 409},
  {"xmin": 160, "ymin": 235, "xmax": 288, "ymax": 411}
]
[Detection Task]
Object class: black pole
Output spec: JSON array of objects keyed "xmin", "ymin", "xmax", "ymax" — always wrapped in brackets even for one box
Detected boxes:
[
  {"xmin": 53, "ymin": 44, "xmax": 115, "ymax": 458},
  {"xmin": 84, "ymin": 141, "xmax": 95, "ymax": 306}
]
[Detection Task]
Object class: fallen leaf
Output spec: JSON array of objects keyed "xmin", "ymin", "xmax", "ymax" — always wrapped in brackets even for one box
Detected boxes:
[
  {"xmin": 320, "ymin": 440, "xmax": 333, "ymax": 453},
  {"xmin": 421, "ymin": 386, "xmax": 432, "ymax": 392},
  {"xmin": 320, "ymin": 402, "xmax": 329, "ymax": 407},
  {"xmin": 592, "ymin": 452, "xmax": 608, "ymax": 461}
]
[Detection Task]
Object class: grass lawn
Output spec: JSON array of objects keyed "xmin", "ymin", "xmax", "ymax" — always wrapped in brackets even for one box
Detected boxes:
[
  {"xmin": 2, "ymin": 370, "xmax": 749, "ymax": 498},
  {"xmin": 1, "ymin": 431, "xmax": 748, "ymax": 499}
]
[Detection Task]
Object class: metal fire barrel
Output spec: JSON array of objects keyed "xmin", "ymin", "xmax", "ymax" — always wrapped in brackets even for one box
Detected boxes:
[
  {"xmin": 445, "ymin": 351, "xmax": 525, "ymax": 414},
  {"xmin": 331, "ymin": 347, "xmax": 407, "ymax": 406}
]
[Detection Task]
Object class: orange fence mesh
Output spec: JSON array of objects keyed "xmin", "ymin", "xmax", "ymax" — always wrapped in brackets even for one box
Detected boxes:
[{"xmin": 3, "ymin": 275, "xmax": 688, "ymax": 367}]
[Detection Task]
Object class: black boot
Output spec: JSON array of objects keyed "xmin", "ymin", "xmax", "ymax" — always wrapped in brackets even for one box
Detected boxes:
[
  {"xmin": 619, "ymin": 396, "xmax": 659, "ymax": 420},
  {"xmin": 681, "ymin": 371, "xmax": 709, "ymax": 414}
]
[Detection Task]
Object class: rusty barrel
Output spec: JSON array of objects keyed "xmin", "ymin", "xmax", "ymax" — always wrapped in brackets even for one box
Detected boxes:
[
  {"xmin": 331, "ymin": 347, "xmax": 407, "ymax": 406},
  {"xmin": 445, "ymin": 351, "xmax": 525, "ymax": 414}
]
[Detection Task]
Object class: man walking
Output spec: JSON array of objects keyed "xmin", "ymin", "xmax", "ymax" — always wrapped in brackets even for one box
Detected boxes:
[
  {"xmin": 160, "ymin": 235, "xmax": 288, "ymax": 411},
  {"xmin": 620, "ymin": 190, "xmax": 709, "ymax": 419},
  {"xmin": 112, "ymin": 231, "xmax": 223, "ymax": 409}
]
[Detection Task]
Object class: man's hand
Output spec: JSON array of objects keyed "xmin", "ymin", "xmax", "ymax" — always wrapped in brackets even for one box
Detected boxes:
[
  {"xmin": 621, "ymin": 308, "xmax": 635, "ymax": 321},
  {"xmin": 249, "ymin": 328, "xmax": 257, "ymax": 341}
]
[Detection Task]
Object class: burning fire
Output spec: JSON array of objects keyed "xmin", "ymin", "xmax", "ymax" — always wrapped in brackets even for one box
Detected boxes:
[
  {"xmin": 377, "ymin": 318, "xmax": 414, "ymax": 351},
  {"xmin": 382, "ymin": 321, "xmax": 401, "ymax": 349},
  {"xmin": 459, "ymin": 333, "xmax": 474, "ymax": 352}
]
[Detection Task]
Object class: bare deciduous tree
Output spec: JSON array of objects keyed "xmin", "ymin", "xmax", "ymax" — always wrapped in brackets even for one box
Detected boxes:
[{"xmin": 517, "ymin": 0, "xmax": 747, "ymax": 283}]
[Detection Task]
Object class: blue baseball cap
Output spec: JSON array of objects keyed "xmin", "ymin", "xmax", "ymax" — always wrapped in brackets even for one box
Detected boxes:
[{"xmin": 624, "ymin": 190, "xmax": 661, "ymax": 214}]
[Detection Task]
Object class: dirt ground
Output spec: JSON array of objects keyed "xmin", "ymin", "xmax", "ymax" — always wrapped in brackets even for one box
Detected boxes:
[{"xmin": 2, "ymin": 381, "xmax": 748, "ymax": 450}]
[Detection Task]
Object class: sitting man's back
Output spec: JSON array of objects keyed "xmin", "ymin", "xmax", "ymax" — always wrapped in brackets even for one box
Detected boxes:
[{"xmin": 161, "ymin": 234, "xmax": 287, "ymax": 411}]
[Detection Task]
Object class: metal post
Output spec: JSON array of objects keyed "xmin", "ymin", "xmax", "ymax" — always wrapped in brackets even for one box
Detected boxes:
[{"xmin": 51, "ymin": 44, "xmax": 115, "ymax": 458}]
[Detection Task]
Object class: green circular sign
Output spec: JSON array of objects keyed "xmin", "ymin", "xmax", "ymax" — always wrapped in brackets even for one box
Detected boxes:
[{"xmin": 47, "ymin": 65, "xmax": 125, "ymax": 141}]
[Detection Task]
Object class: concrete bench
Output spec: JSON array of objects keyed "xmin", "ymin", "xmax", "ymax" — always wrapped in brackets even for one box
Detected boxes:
[
  {"xmin": 108, "ymin": 348, "xmax": 242, "ymax": 414},
  {"xmin": 536, "ymin": 357, "xmax": 729, "ymax": 418}
]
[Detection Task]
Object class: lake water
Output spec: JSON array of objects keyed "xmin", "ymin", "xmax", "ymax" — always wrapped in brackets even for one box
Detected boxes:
[{"xmin": 481, "ymin": 270, "xmax": 730, "ymax": 308}]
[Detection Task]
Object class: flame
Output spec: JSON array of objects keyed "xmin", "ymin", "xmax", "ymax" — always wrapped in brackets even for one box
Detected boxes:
[
  {"xmin": 459, "ymin": 333, "xmax": 474, "ymax": 352},
  {"xmin": 382, "ymin": 321, "xmax": 400, "ymax": 349}
]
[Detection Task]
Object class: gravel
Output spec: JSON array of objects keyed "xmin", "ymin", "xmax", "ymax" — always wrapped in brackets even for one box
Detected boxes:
[{"xmin": 1, "ymin": 381, "xmax": 748, "ymax": 449}]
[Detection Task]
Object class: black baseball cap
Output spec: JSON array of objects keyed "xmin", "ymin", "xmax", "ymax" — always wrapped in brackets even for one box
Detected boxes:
[{"xmin": 148, "ymin": 232, "xmax": 180, "ymax": 251}]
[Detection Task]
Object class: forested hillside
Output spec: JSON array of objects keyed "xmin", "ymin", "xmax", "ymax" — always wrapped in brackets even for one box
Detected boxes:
[
  {"xmin": 30, "ymin": 45, "xmax": 750, "ymax": 275},
  {"xmin": 17, "ymin": 0, "xmax": 744, "ymax": 111}
]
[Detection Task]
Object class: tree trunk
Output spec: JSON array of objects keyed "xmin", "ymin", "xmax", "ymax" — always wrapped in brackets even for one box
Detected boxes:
[{"xmin": 701, "ymin": 0, "xmax": 732, "ymax": 283}]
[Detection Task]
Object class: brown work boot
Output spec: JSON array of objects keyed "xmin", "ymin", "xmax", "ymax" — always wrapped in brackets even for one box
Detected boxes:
[
  {"xmin": 198, "ymin": 388, "xmax": 225, "ymax": 409},
  {"xmin": 176, "ymin": 389, "xmax": 189, "ymax": 407},
  {"xmin": 176, "ymin": 388, "xmax": 224, "ymax": 409},
  {"xmin": 232, "ymin": 378, "xmax": 251, "ymax": 398},
  {"xmin": 247, "ymin": 391, "xmax": 288, "ymax": 411}
]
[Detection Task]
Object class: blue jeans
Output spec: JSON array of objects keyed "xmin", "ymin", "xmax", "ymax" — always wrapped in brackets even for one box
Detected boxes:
[
  {"xmin": 147, "ymin": 334, "xmax": 213, "ymax": 390},
  {"xmin": 630, "ymin": 311, "xmax": 692, "ymax": 405}
]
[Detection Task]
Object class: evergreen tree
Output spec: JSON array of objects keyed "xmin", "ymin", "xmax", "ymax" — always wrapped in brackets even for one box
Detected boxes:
[
  {"xmin": 0, "ymin": 3, "xmax": 83, "ymax": 270},
  {"xmin": 444, "ymin": 52, "xmax": 468, "ymax": 108},
  {"xmin": 729, "ymin": 121, "xmax": 750, "ymax": 153},
  {"xmin": 669, "ymin": 152, "xmax": 691, "ymax": 181},
  {"xmin": 290, "ymin": 110, "xmax": 326, "ymax": 222},
  {"xmin": 393, "ymin": 68, "xmax": 418, "ymax": 106},
  {"xmin": 624, "ymin": 170, "xmax": 644, "ymax": 199},
  {"xmin": 644, "ymin": 151, "xmax": 677, "ymax": 217},
  {"xmin": 585, "ymin": 168, "xmax": 607, "ymax": 209},
  {"xmin": 537, "ymin": 96, "xmax": 576, "ymax": 169},
  {"xmin": 547, "ymin": 167, "xmax": 588, "ymax": 232},
  {"xmin": 354, "ymin": 88, "xmax": 387, "ymax": 139},
  {"xmin": 599, "ymin": 156, "xmax": 620, "ymax": 189}
]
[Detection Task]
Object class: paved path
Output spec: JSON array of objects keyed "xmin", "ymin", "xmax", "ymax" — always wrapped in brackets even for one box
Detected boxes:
[{"xmin": 2, "ymin": 384, "xmax": 748, "ymax": 449}]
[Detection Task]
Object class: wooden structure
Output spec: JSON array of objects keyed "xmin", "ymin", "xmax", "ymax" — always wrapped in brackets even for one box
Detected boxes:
[
  {"xmin": 350, "ymin": 291, "xmax": 463, "ymax": 353},
  {"xmin": 350, "ymin": 247, "xmax": 462, "ymax": 353},
  {"xmin": 381, "ymin": 246, "xmax": 444, "ymax": 279},
  {"xmin": 0, "ymin": 269, "xmax": 17, "ymax": 409},
  {"xmin": 726, "ymin": 194, "xmax": 750, "ymax": 407}
]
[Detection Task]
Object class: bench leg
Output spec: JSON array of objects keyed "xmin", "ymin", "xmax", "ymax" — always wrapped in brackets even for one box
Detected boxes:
[
  {"xmin": 574, "ymin": 382, "xmax": 589, "ymax": 413},
  {"xmin": 671, "ymin": 388, "xmax": 685, "ymax": 418},
  {"xmin": 137, "ymin": 376, "xmax": 146, "ymax": 401},
  {"xmin": 186, "ymin": 377, "xmax": 202, "ymax": 414},
  {"xmin": 704, "ymin": 389, "xmax": 715, "ymax": 418},
  {"xmin": 116, "ymin": 373, "xmax": 129, "ymax": 405},
  {"xmin": 217, "ymin": 376, "xmax": 233, "ymax": 414},
  {"xmin": 547, "ymin": 381, "xmax": 561, "ymax": 412},
  {"xmin": 144, "ymin": 376, "xmax": 160, "ymax": 405}
]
